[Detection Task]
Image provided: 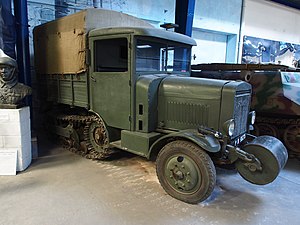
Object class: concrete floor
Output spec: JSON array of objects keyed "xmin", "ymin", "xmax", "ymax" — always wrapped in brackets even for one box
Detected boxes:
[{"xmin": 1, "ymin": 136, "xmax": 300, "ymax": 225}]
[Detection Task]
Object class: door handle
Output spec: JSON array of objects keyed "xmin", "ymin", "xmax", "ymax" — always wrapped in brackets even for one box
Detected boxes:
[{"xmin": 91, "ymin": 76, "xmax": 96, "ymax": 82}]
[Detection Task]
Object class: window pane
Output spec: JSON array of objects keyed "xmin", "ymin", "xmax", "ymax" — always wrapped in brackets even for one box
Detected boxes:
[
  {"xmin": 136, "ymin": 38, "xmax": 191, "ymax": 73},
  {"xmin": 136, "ymin": 40, "xmax": 165, "ymax": 71},
  {"xmin": 94, "ymin": 38, "xmax": 128, "ymax": 72}
]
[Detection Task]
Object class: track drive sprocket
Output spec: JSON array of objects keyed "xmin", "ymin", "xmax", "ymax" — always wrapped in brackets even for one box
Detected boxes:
[{"xmin": 84, "ymin": 115, "xmax": 114, "ymax": 160}]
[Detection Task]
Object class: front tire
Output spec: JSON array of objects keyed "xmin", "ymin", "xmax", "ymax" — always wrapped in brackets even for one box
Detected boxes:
[{"xmin": 156, "ymin": 140, "xmax": 216, "ymax": 204}]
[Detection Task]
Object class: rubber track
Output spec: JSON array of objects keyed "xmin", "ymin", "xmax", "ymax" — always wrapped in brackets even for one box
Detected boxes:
[
  {"xmin": 256, "ymin": 116, "xmax": 300, "ymax": 160},
  {"xmin": 56, "ymin": 114, "xmax": 114, "ymax": 160}
]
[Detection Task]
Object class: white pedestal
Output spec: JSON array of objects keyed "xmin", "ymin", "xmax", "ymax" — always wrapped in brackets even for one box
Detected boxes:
[{"xmin": 0, "ymin": 107, "xmax": 32, "ymax": 172}]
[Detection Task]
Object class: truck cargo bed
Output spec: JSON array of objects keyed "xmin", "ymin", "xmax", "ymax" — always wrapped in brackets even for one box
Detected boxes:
[{"xmin": 39, "ymin": 73, "xmax": 89, "ymax": 108}]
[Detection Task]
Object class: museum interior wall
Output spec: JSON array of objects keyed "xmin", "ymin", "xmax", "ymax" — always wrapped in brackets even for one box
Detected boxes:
[
  {"xmin": 26, "ymin": 0, "xmax": 243, "ymax": 65},
  {"xmin": 192, "ymin": 0, "xmax": 242, "ymax": 64},
  {"xmin": 243, "ymin": 0, "xmax": 300, "ymax": 45},
  {"xmin": 24, "ymin": 0, "xmax": 300, "ymax": 67},
  {"xmin": 27, "ymin": 0, "xmax": 175, "ymax": 52},
  {"xmin": 240, "ymin": 0, "xmax": 300, "ymax": 66}
]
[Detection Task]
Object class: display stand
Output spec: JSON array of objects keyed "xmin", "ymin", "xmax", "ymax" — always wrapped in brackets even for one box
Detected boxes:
[{"xmin": 0, "ymin": 106, "xmax": 32, "ymax": 173}]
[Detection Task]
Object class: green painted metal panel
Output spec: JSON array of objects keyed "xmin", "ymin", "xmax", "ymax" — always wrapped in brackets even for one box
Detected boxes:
[
  {"xmin": 73, "ymin": 74, "xmax": 89, "ymax": 107},
  {"xmin": 135, "ymin": 75, "xmax": 166, "ymax": 132},
  {"xmin": 158, "ymin": 76, "xmax": 225, "ymax": 130},
  {"xmin": 90, "ymin": 73, "xmax": 131, "ymax": 129},
  {"xmin": 121, "ymin": 130, "xmax": 162, "ymax": 157},
  {"xmin": 59, "ymin": 79, "xmax": 72, "ymax": 105},
  {"xmin": 39, "ymin": 73, "xmax": 89, "ymax": 108},
  {"xmin": 89, "ymin": 35, "xmax": 131, "ymax": 130},
  {"xmin": 148, "ymin": 129, "xmax": 221, "ymax": 159}
]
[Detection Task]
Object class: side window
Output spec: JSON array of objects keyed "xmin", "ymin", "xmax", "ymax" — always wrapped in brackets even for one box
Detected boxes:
[{"xmin": 94, "ymin": 38, "xmax": 128, "ymax": 72}]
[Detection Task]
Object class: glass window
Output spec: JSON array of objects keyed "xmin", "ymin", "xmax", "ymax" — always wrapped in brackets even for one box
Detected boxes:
[
  {"xmin": 136, "ymin": 38, "xmax": 191, "ymax": 73},
  {"xmin": 94, "ymin": 38, "xmax": 128, "ymax": 72}
]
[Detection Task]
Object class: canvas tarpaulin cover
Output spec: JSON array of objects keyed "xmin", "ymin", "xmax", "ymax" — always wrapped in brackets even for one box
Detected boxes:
[{"xmin": 33, "ymin": 8, "xmax": 152, "ymax": 75}]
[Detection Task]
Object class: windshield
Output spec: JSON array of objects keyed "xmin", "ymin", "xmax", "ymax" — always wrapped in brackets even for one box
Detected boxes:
[{"xmin": 136, "ymin": 38, "xmax": 191, "ymax": 73}]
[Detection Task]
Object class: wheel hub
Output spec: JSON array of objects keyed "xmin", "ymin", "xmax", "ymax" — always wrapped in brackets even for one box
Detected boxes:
[
  {"xmin": 172, "ymin": 169, "xmax": 184, "ymax": 180},
  {"xmin": 165, "ymin": 155, "xmax": 200, "ymax": 193}
]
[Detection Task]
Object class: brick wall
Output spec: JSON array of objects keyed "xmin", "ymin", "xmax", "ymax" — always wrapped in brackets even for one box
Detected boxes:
[{"xmin": 0, "ymin": 107, "xmax": 32, "ymax": 171}]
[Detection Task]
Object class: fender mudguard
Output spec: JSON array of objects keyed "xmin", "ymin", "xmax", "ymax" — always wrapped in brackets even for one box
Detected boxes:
[{"xmin": 148, "ymin": 129, "xmax": 221, "ymax": 159}]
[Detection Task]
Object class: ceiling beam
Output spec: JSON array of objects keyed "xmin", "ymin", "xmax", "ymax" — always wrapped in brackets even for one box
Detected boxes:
[
  {"xmin": 270, "ymin": 0, "xmax": 300, "ymax": 10},
  {"xmin": 175, "ymin": 0, "xmax": 195, "ymax": 37}
]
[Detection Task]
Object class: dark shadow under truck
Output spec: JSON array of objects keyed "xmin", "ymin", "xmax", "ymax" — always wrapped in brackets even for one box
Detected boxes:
[{"xmin": 33, "ymin": 9, "xmax": 288, "ymax": 204}]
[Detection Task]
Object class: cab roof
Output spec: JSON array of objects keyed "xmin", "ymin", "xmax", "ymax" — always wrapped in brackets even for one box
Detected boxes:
[{"xmin": 89, "ymin": 27, "xmax": 197, "ymax": 46}]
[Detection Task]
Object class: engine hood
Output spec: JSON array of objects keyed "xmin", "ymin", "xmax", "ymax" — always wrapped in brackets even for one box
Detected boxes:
[
  {"xmin": 158, "ymin": 76, "xmax": 230, "ymax": 100},
  {"xmin": 157, "ymin": 76, "xmax": 231, "ymax": 131}
]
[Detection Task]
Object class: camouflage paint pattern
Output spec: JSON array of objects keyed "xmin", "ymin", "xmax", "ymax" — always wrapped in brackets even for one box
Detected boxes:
[
  {"xmin": 249, "ymin": 71, "xmax": 300, "ymax": 117},
  {"xmin": 281, "ymin": 72, "xmax": 300, "ymax": 105}
]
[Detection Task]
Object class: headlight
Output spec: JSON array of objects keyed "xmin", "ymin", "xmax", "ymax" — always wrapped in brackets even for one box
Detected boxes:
[
  {"xmin": 249, "ymin": 111, "xmax": 256, "ymax": 125},
  {"xmin": 223, "ymin": 119, "xmax": 235, "ymax": 137}
]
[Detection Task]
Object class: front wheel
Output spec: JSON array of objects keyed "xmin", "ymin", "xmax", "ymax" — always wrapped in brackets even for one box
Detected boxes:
[{"xmin": 156, "ymin": 140, "xmax": 216, "ymax": 204}]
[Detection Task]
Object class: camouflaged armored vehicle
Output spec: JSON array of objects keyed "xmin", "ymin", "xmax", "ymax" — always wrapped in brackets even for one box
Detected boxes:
[
  {"xmin": 191, "ymin": 63, "xmax": 300, "ymax": 158},
  {"xmin": 33, "ymin": 9, "xmax": 288, "ymax": 204}
]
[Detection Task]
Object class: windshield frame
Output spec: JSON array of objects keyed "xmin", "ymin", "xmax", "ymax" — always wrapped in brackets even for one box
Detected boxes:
[{"xmin": 134, "ymin": 36, "xmax": 192, "ymax": 75}]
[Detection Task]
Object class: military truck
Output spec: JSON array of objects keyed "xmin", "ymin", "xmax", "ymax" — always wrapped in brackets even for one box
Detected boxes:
[
  {"xmin": 191, "ymin": 63, "xmax": 300, "ymax": 159},
  {"xmin": 33, "ymin": 9, "xmax": 288, "ymax": 204}
]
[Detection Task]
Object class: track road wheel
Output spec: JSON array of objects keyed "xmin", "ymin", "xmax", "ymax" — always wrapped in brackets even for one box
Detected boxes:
[
  {"xmin": 255, "ymin": 123, "xmax": 279, "ymax": 137},
  {"xmin": 156, "ymin": 140, "xmax": 216, "ymax": 204},
  {"xmin": 236, "ymin": 136, "xmax": 288, "ymax": 185},
  {"xmin": 284, "ymin": 125, "xmax": 300, "ymax": 154}
]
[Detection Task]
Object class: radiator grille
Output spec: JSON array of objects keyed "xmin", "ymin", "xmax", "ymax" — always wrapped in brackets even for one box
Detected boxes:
[{"xmin": 232, "ymin": 91, "xmax": 251, "ymax": 138}]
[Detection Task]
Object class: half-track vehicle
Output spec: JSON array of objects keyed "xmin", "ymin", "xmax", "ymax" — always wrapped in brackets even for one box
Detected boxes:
[
  {"xmin": 33, "ymin": 9, "xmax": 288, "ymax": 204},
  {"xmin": 191, "ymin": 63, "xmax": 300, "ymax": 158}
]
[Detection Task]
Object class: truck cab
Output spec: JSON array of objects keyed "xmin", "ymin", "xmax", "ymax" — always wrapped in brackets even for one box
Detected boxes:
[
  {"xmin": 88, "ymin": 27, "xmax": 194, "ymax": 131},
  {"xmin": 88, "ymin": 27, "xmax": 250, "ymax": 157}
]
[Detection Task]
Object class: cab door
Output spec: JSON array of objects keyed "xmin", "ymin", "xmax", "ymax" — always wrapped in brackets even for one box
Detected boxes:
[{"xmin": 89, "ymin": 35, "xmax": 131, "ymax": 130}]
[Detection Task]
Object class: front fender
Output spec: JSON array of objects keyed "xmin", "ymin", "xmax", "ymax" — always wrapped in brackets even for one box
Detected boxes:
[{"xmin": 148, "ymin": 129, "xmax": 221, "ymax": 159}]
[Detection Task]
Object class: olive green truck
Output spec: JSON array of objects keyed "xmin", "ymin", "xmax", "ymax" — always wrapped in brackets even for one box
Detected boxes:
[{"xmin": 33, "ymin": 9, "xmax": 288, "ymax": 204}]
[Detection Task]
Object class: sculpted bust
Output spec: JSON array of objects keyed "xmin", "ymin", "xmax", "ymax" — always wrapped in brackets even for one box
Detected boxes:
[{"xmin": 0, "ymin": 49, "xmax": 31, "ymax": 108}]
